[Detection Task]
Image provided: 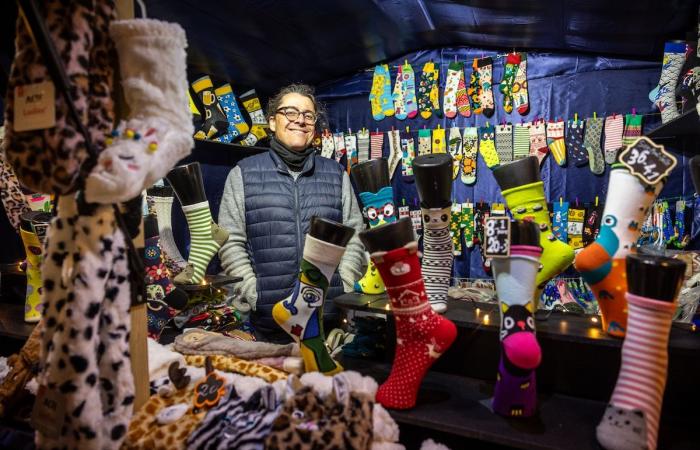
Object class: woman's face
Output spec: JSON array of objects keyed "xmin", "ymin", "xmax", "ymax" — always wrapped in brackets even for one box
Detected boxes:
[{"xmin": 269, "ymin": 93, "xmax": 316, "ymax": 151}]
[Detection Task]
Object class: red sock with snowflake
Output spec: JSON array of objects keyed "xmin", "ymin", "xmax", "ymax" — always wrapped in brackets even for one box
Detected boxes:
[{"xmin": 361, "ymin": 219, "xmax": 457, "ymax": 409}]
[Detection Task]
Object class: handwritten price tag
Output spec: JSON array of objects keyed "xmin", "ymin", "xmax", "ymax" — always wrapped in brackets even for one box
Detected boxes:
[
  {"xmin": 484, "ymin": 217, "xmax": 510, "ymax": 258},
  {"xmin": 14, "ymin": 81, "xmax": 56, "ymax": 132},
  {"xmin": 619, "ymin": 137, "xmax": 677, "ymax": 185}
]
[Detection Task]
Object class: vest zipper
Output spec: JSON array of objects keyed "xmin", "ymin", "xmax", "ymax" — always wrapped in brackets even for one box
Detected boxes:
[{"xmin": 293, "ymin": 178, "xmax": 302, "ymax": 266}]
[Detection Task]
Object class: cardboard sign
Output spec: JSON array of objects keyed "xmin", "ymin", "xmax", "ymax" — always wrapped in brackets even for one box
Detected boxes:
[
  {"xmin": 484, "ymin": 217, "xmax": 510, "ymax": 258},
  {"xmin": 14, "ymin": 82, "xmax": 56, "ymax": 132},
  {"xmin": 31, "ymin": 385, "xmax": 65, "ymax": 439},
  {"xmin": 618, "ymin": 137, "xmax": 677, "ymax": 185},
  {"xmin": 193, "ymin": 372, "xmax": 226, "ymax": 410}
]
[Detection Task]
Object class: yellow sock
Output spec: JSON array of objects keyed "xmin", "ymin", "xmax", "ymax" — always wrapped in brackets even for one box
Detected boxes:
[
  {"xmin": 354, "ymin": 260, "xmax": 386, "ymax": 294},
  {"xmin": 20, "ymin": 228, "xmax": 43, "ymax": 322}
]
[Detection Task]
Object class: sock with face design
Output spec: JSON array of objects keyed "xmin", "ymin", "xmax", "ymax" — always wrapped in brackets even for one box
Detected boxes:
[
  {"xmin": 461, "ymin": 127, "xmax": 478, "ymax": 185},
  {"xmin": 574, "ymin": 166, "xmax": 664, "ymax": 337},
  {"xmin": 479, "ymin": 124, "xmax": 500, "ymax": 169},
  {"xmin": 529, "ymin": 121, "xmax": 549, "ymax": 165},
  {"xmin": 422, "ymin": 207, "xmax": 453, "ymax": 314},
  {"xmin": 418, "ymin": 128, "xmax": 432, "ymax": 156},
  {"xmin": 273, "ymin": 234, "xmax": 348, "ymax": 374},
  {"xmin": 491, "ymin": 231, "xmax": 542, "ymax": 418}
]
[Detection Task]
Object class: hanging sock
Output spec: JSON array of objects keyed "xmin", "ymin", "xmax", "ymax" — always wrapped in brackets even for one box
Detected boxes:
[
  {"xmin": 671, "ymin": 199, "xmax": 689, "ymax": 249},
  {"xmin": 19, "ymin": 223, "xmax": 43, "ymax": 323},
  {"xmin": 418, "ymin": 128, "xmax": 432, "ymax": 156},
  {"xmin": 552, "ymin": 201, "xmax": 569, "ymax": 243},
  {"xmin": 500, "ymin": 52, "xmax": 522, "ymax": 114},
  {"xmin": 650, "ymin": 41, "xmax": 686, "ymax": 124},
  {"xmin": 528, "ymin": 121, "xmax": 549, "ymax": 165},
  {"xmin": 192, "ymin": 75, "xmax": 229, "ymax": 139},
  {"xmin": 622, "ymin": 113, "xmax": 643, "ymax": 147},
  {"xmin": 429, "ymin": 62, "xmax": 442, "ymax": 118},
  {"xmin": 603, "ymin": 114, "xmax": 624, "ymax": 164},
  {"xmin": 443, "ymin": 61, "xmax": 463, "ymax": 118},
  {"xmin": 432, "ymin": 127, "xmax": 447, "ymax": 154},
  {"xmin": 387, "ymin": 129, "xmax": 402, "ymax": 179},
  {"xmin": 495, "ymin": 123, "xmax": 514, "ymax": 164},
  {"xmin": 369, "ymin": 64, "xmax": 394, "ymax": 120},
  {"xmin": 456, "ymin": 64, "xmax": 471, "ymax": 117},
  {"xmin": 344, "ymin": 133, "xmax": 358, "ymax": 171},
  {"xmin": 513, "ymin": 122, "xmax": 531, "ymax": 160},
  {"xmin": 546, "ymin": 120, "xmax": 566, "ymax": 166},
  {"xmin": 214, "ymin": 84, "xmax": 250, "ymax": 143},
  {"xmin": 574, "ymin": 165, "xmax": 665, "ymax": 337},
  {"xmin": 333, "ymin": 132, "xmax": 346, "ymax": 163},
  {"xmin": 461, "ymin": 202, "xmax": 475, "ymax": 248},
  {"xmin": 477, "ymin": 57, "xmax": 495, "ymax": 118},
  {"xmin": 472, "ymin": 202, "xmax": 490, "ymax": 246},
  {"xmin": 393, "ymin": 65, "xmax": 407, "ymax": 120},
  {"xmin": 582, "ymin": 201, "xmax": 605, "ymax": 246},
  {"xmin": 321, "ymin": 129, "xmax": 336, "ymax": 159},
  {"xmin": 370, "ymin": 131, "xmax": 384, "ymax": 159},
  {"xmin": 461, "ymin": 127, "xmax": 478, "ymax": 185},
  {"xmin": 448, "ymin": 127, "xmax": 463, "ymax": 180},
  {"xmin": 567, "ymin": 119, "xmax": 588, "ymax": 167},
  {"xmin": 401, "ymin": 135, "xmax": 416, "ymax": 181},
  {"xmin": 513, "ymin": 53, "xmax": 530, "ymax": 115},
  {"xmin": 567, "ymin": 206, "xmax": 586, "ymax": 250},
  {"xmin": 422, "ymin": 207, "xmax": 453, "ymax": 314},
  {"xmin": 584, "ymin": 117, "xmax": 605, "ymax": 175},
  {"xmin": 402, "ymin": 62, "xmax": 419, "ymax": 119},
  {"xmin": 468, "ymin": 58, "xmax": 482, "ymax": 114},
  {"xmin": 450, "ymin": 204, "xmax": 463, "ymax": 256},
  {"xmin": 418, "ymin": 61, "xmax": 441, "ymax": 119},
  {"xmin": 240, "ymin": 89, "xmax": 269, "ymax": 145},
  {"xmin": 357, "ymin": 129, "xmax": 370, "ymax": 163},
  {"xmin": 189, "ymin": 90, "xmax": 205, "ymax": 140},
  {"xmin": 147, "ymin": 186, "xmax": 187, "ymax": 274},
  {"xmin": 173, "ymin": 201, "xmax": 229, "ymax": 284},
  {"xmin": 478, "ymin": 124, "xmax": 500, "ymax": 169}
]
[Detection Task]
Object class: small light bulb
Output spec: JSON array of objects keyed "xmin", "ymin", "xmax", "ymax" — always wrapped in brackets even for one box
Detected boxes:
[
  {"xmin": 692, "ymin": 324, "xmax": 697, "ymax": 332},
  {"xmin": 475, "ymin": 308, "xmax": 481, "ymax": 316},
  {"xmin": 342, "ymin": 318, "xmax": 348, "ymax": 324},
  {"xmin": 483, "ymin": 314, "xmax": 490, "ymax": 324},
  {"xmin": 385, "ymin": 304, "xmax": 390, "ymax": 310},
  {"xmin": 591, "ymin": 316, "xmax": 599, "ymax": 323}
]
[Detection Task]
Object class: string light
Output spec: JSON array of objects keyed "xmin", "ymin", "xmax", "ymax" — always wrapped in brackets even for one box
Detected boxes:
[
  {"xmin": 590, "ymin": 316, "xmax": 599, "ymax": 324},
  {"xmin": 385, "ymin": 304, "xmax": 390, "ymax": 310},
  {"xmin": 342, "ymin": 318, "xmax": 348, "ymax": 324},
  {"xmin": 475, "ymin": 307, "xmax": 481, "ymax": 317},
  {"xmin": 483, "ymin": 314, "xmax": 490, "ymax": 325}
]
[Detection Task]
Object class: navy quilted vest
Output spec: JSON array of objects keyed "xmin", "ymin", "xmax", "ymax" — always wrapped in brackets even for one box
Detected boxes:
[{"xmin": 238, "ymin": 149, "xmax": 344, "ymax": 338}]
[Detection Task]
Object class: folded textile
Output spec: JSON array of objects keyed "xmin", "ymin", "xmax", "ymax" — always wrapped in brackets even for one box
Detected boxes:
[
  {"xmin": 174, "ymin": 328, "xmax": 298, "ymax": 359},
  {"xmin": 185, "ymin": 354, "xmax": 288, "ymax": 383}
]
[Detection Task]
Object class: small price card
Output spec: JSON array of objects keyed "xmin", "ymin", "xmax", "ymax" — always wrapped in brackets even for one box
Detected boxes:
[
  {"xmin": 484, "ymin": 217, "xmax": 510, "ymax": 258},
  {"xmin": 619, "ymin": 137, "xmax": 677, "ymax": 185}
]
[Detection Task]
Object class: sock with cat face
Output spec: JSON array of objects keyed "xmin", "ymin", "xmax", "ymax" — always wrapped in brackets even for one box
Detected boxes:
[
  {"xmin": 491, "ymin": 222, "xmax": 543, "ymax": 417},
  {"xmin": 421, "ymin": 207, "xmax": 453, "ymax": 314}
]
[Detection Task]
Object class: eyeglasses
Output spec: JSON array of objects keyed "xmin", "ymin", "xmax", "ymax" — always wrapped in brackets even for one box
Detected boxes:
[{"xmin": 275, "ymin": 107, "xmax": 318, "ymax": 125}]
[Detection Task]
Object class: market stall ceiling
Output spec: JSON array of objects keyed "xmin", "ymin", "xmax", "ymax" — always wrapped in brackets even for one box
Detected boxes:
[{"xmin": 145, "ymin": 0, "xmax": 700, "ymax": 97}]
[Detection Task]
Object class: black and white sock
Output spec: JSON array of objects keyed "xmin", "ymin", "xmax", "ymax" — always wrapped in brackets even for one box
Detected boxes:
[
  {"xmin": 422, "ymin": 206, "xmax": 453, "ymax": 313},
  {"xmin": 147, "ymin": 187, "xmax": 187, "ymax": 274}
]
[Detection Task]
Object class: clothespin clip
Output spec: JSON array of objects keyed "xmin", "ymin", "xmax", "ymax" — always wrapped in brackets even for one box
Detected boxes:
[
  {"xmin": 376, "ymin": 128, "xmax": 379, "ymax": 133},
  {"xmin": 406, "ymin": 126, "xmax": 410, "ymax": 134},
  {"xmin": 593, "ymin": 112, "xmax": 597, "ymax": 119},
  {"xmin": 575, "ymin": 197, "xmax": 579, "ymax": 207},
  {"xmin": 486, "ymin": 121, "xmax": 490, "ymax": 128},
  {"xmin": 405, "ymin": 59, "xmax": 408, "ymax": 66},
  {"xmin": 595, "ymin": 196, "xmax": 599, "ymax": 207},
  {"xmin": 632, "ymin": 107, "xmax": 637, "ymax": 116},
  {"xmin": 402, "ymin": 198, "xmax": 406, "ymax": 206},
  {"xmin": 348, "ymin": 128, "xmax": 352, "ymax": 134},
  {"xmin": 437, "ymin": 124, "xmax": 441, "ymax": 130},
  {"xmin": 559, "ymin": 197, "xmax": 563, "ymax": 207},
  {"xmin": 574, "ymin": 113, "xmax": 578, "ymax": 123}
]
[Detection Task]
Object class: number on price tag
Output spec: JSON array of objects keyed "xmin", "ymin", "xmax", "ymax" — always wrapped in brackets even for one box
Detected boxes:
[
  {"xmin": 484, "ymin": 217, "xmax": 510, "ymax": 258},
  {"xmin": 618, "ymin": 137, "xmax": 677, "ymax": 185}
]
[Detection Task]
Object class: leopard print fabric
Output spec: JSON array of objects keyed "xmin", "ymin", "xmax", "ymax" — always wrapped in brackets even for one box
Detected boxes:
[
  {"xmin": 37, "ymin": 195, "xmax": 133, "ymax": 449},
  {"xmin": 3, "ymin": 0, "xmax": 115, "ymax": 194},
  {"xmin": 0, "ymin": 146, "xmax": 30, "ymax": 233}
]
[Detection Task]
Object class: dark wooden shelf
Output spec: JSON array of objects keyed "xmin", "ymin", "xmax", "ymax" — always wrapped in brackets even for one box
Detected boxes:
[
  {"xmin": 646, "ymin": 108, "xmax": 699, "ymax": 140},
  {"xmin": 0, "ymin": 303, "xmax": 36, "ymax": 340},
  {"xmin": 179, "ymin": 139, "xmax": 268, "ymax": 166}
]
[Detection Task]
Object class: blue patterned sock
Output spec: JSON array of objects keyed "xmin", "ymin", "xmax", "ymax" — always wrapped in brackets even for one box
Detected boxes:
[
  {"xmin": 214, "ymin": 84, "xmax": 249, "ymax": 142},
  {"xmin": 552, "ymin": 201, "xmax": 569, "ymax": 243}
]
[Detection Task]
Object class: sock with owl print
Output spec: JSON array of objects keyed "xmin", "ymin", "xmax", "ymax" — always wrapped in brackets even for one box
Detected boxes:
[
  {"xmin": 574, "ymin": 166, "xmax": 664, "ymax": 337},
  {"xmin": 421, "ymin": 206, "xmax": 453, "ymax": 314},
  {"xmin": 491, "ymin": 231, "xmax": 543, "ymax": 418},
  {"xmin": 368, "ymin": 240, "xmax": 457, "ymax": 409}
]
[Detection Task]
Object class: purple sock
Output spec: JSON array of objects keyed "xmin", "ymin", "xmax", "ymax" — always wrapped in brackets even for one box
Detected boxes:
[{"xmin": 492, "ymin": 352, "xmax": 538, "ymax": 417}]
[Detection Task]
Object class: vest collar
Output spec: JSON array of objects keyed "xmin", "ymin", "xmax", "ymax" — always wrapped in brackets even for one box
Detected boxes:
[{"xmin": 268, "ymin": 147, "xmax": 316, "ymax": 176}]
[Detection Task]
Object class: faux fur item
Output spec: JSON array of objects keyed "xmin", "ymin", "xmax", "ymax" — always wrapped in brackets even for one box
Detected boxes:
[
  {"xmin": 420, "ymin": 439, "xmax": 452, "ymax": 450},
  {"xmin": 173, "ymin": 328, "xmax": 299, "ymax": 359},
  {"xmin": 147, "ymin": 338, "xmax": 185, "ymax": 381}
]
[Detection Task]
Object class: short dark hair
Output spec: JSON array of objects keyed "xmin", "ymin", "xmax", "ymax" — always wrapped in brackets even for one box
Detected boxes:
[{"xmin": 266, "ymin": 83, "xmax": 327, "ymax": 130}]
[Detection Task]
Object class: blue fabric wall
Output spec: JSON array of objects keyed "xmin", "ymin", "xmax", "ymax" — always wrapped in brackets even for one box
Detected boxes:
[{"xmin": 315, "ymin": 48, "xmax": 696, "ymax": 278}]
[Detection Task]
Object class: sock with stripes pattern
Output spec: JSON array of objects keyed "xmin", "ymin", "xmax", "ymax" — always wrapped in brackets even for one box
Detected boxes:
[
  {"xmin": 513, "ymin": 123, "xmax": 531, "ymax": 160},
  {"xmin": 421, "ymin": 206, "xmax": 453, "ymax": 314},
  {"xmin": 546, "ymin": 120, "xmax": 566, "ymax": 166},
  {"xmin": 622, "ymin": 114, "xmax": 643, "ymax": 147},
  {"xmin": 357, "ymin": 129, "xmax": 370, "ymax": 162},
  {"xmin": 495, "ymin": 123, "xmax": 513, "ymax": 164},
  {"xmin": 370, "ymin": 131, "xmax": 384, "ymax": 159},
  {"xmin": 604, "ymin": 114, "xmax": 624, "ymax": 164}
]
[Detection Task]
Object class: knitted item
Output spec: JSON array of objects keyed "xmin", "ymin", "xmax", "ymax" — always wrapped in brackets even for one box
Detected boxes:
[
  {"xmin": 622, "ymin": 114, "xmax": 643, "ymax": 147},
  {"xmin": 393, "ymin": 65, "xmax": 407, "ymax": 120},
  {"xmin": 369, "ymin": 242, "xmax": 457, "ymax": 409},
  {"xmin": 401, "ymin": 136, "xmax": 416, "ymax": 180},
  {"xmin": 0, "ymin": 148, "xmax": 30, "ymax": 234},
  {"xmin": 145, "ymin": 234, "xmax": 187, "ymax": 340},
  {"xmin": 403, "ymin": 62, "xmax": 419, "ymax": 119},
  {"xmin": 370, "ymin": 64, "xmax": 394, "ymax": 120},
  {"xmin": 418, "ymin": 128, "xmax": 432, "ymax": 156},
  {"xmin": 370, "ymin": 131, "xmax": 384, "ymax": 159},
  {"xmin": 528, "ymin": 121, "xmax": 548, "ymax": 165},
  {"xmin": 582, "ymin": 203, "xmax": 604, "ymax": 247},
  {"xmin": 214, "ymin": 83, "xmax": 250, "ymax": 142},
  {"xmin": 567, "ymin": 207, "xmax": 586, "ymax": 250},
  {"xmin": 448, "ymin": 127, "xmax": 462, "ymax": 179},
  {"xmin": 240, "ymin": 89, "xmax": 269, "ymax": 145},
  {"xmin": 443, "ymin": 61, "xmax": 463, "ymax": 118},
  {"xmin": 418, "ymin": 61, "xmax": 441, "ymax": 119},
  {"xmin": 356, "ymin": 186, "xmax": 396, "ymax": 294},
  {"xmin": 387, "ymin": 129, "xmax": 402, "ymax": 178},
  {"xmin": 333, "ymin": 132, "xmax": 346, "ymax": 163},
  {"xmin": 500, "ymin": 53, "xmax": 522, "ymax": 114},
  {"xmin": 345, "ymin": 133, "xmax": 359, "ymax": 170},
  {"xmin": 651, "ymin": 41, "xmax": 686, "ymax": 124},
  {"xmin": 476, "ymin": 57, "xmax": 495, "ymax": 118},
  {"xmin": 479, "ymin": 124, "xmax": 500, "ymax": 169},
  {"xmin": 19, "ymin": 227, "xmax": 43, "ymax": 322},
  {"xmin": 0, "ymin": 324, "xmax": 41, "ymax": 417},
  {"xmin": 192, "ymin": 75, "xmax": 227, "ymax": 139},
  {"xmin": 357, "ymin": 129, "xmax": 370, "ymax": 163},
  {"xmin": 495, "ymin": 124, "xmax": 513, "ymax": 164},
  {"xmin": 603, "ymin": 114, "xmax": 624, "ymax": 164},
  {"xmin": 552, "ymin": 201, "xmax": 569, "ymax": 243},
  {"xmin": 432, "ymin": 127, "xmax": 446, "ymax": 154},
  {"xmin": 546, "ymin": 120, "xmax": 566, "ymax": 166},
  {"xmin": 567, "ymin": 119, "xmax": 588, "ymax": 167},
  {"xmin": 584, "ymin": 117, "xmax": 605, "ymax": 175},
  {"xmin": 468, "ymin": 58, "xmax": 482, "ymax": 114},
  {"xmin": 450, "ymin": 203, "xmax": 463, "ymax": 256},
  {"xmin": 461, "ymin": 203, "xmax": 475, "ymax": 249},
  {"xmin": 148, "ymin": 192, "xmax": 187, "ymax": 274},
  {"xmin": 456, "ymin": 65, "xmax": 471, "ymax": 117},
  {"xmin": 513, "ymin": 123, "xmax": 531, "ymax": 160},
  {"xmin": 513, "ymin": 53, "xmax": 530, "ymax": 115},
  {"xmin": 461, "ymin": 127, "xmax": 478, "ymax": 184},
  {"xmin": 421, "ymin": 207, "xmax": 453, "ymax": 313},
  {"xmin": 184, "ymin": 355, "xmax": 287, "ymax": 383}
]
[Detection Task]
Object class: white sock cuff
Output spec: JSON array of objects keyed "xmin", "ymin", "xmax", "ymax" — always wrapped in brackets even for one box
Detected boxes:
[
  {"xmin": 304, "ymin": 234, "xmax": 347, "ymax": 269},
  {"xmin": 181, "ymin": 200, "xmax": 210, "ymax": 212}
]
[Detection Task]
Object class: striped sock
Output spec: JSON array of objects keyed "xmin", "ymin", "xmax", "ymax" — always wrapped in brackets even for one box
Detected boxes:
[
  {"xmin": 149, "ymin": 194, "xmax": 187, "ymax": 274},
  {"xmin": 421, "ymin": 206, "xmax": 453, "ymax": 313},
  {"xmin": 495, "ymin": 124, "xmax": 513, "ymax": 164},
  {"xmin": 596, "ymin": 293, "xmax": 675, "ymax": 450},
  {"xmin": 604, "ymin": 114, "xmax": 624, "ymax": 164},
  {"xmin": 181, "ymin": 201, "xmax": 222, "ymax": 283},
  {"xmin": 357, "ymin": 129, "xmax": 370, "ymax": 162},
  {"xmin": 370, "ymin": 131, "xmax": 384, "ymax": 159},
  {"xmin": 513, "ymin": 123, "xmax": 530, "ymax": 160},
  {"xmin": 622, "ymin": 114, "xmax": 643, "ymax": 147}
]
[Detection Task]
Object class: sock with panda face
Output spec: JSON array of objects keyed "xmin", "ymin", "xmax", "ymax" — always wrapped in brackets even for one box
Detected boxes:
[
  {"xmin": 421, "ymin": 207, "xmax": 453, "ymax": 313},
  {"xmin": 491, "ymin": 243, "xmax": 543, "ymax": 417}
]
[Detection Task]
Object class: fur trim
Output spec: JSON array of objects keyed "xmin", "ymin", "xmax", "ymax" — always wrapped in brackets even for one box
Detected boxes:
[{"xmin": 420, "ymin": 439, "xmax": 451, "ymax": 450}]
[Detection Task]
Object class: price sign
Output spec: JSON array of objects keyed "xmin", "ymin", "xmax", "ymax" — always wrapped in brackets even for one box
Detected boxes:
[
  {"xmin": 484, "ymin": 217, "xmax": 510, "ymax": 258},
  {"xmin": 619, "ymin": 137, "xmax": 677, "ymax": 185}
]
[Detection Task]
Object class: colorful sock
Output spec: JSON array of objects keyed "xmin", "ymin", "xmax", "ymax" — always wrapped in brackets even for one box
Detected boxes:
[
  {"xmin": 240, "ymin": 89, "xmax": 269, "ymax": 145},
  {"xmin": 529, "ymin": 121, "xmax": 549, "ymax": 165},
  {"xmin": 344, "ymin": 133, "xmax": 358, "ymax": 170},
  {"xmin": 20, "ymin": 227, "xmax": 42, "ymax": 322},
  {"xmin": 418, "ymin": 128, "xmax": 432, "ymax": 156},
  {"xmin": 567, "ymin": 207, "xmax": 585, "ymax": 250},
  {"xmin": 321, "ymin": 129, "xmax": 336, "ymax": 159},
  {"xmin": 546, "ymin": 120, "xmax": 566, "ymax": 166},
  {"xmin": 513, "ymin": 53, "xmax": 530, "ymax": 115},
  {"xmin": 429, "ymin": 63, "xmax": 442, "ymax": 118},
  {"xmin": 402, "ymin": 62, "xmax": 419, "ymax": 119},
  {"xmin": 477, "ymin": 57, "xmax": 495, "ymax": 118},
  {"xmin": 273, "ymin": 235, "xmax": 347, "ymax": 374},
  {"xmin": 584, "ymin": 117, "xmax": 605, "ymax": 175},
  {"xmin": 393, "ymin": 65, "xmax": 407, "ymax": 120},
  {"xmin": 401, "ymin": 136, "xmax": 416, "ymax": 180},
  {"xmin": 149, "ymin": 191, "xmax": 187, "ymax": 274},
  {"xmin": 552, "ymin": 201, "xmax": 569, "ymax": 243},
  {"xmin": 432, "ymin": 127, "xmax": 446, "ymax": 154},
  {"xmin": 422, "ymin": 207, "xmax": 453, "ymax": 314},
  {"xmin": 491, "ymin": 242, "xmax": 542, "ymax": 417},
  {"xmin": 456, "ymin": 65, "xmax": 471, "ymax": 117},
  {"xmin": 387, "ymin": 129, "xmax": 402, "ymax": 179},
  {"xmin": 513, "ymin": 123, "xmax": 531, "ymax": 160},
  {"xmin": 448, "ymin": 126, "xmax": 463, "ymax": 179},
  {"xmin": 468, "ymin": 58, "xmax": 482, "ymax": 114},
  {"xmin": 582, "ymin": 202, "xmax": 604, "ymax": 246},
  {"xmin": 192, "ymin": 76, "xmax": 228, "ymax": 139},
  {"xmin": 596, "ymin": 292, "xmax": 676, "ymax": 450},
  {"xmin": 443, "ymin": 61, "xmax": 463, "ymax": 118},
  {"xmin": 495, "ymin": 124, "xmax": 513, "ymax": 164},
  {"xmin": 333, "ymin": 132, "xmax": 346, "ymax": 163},
  {"xmin": 370, "ymin": 131, "xmax": 384, "ymax": 159},
  {"xmin": 173, "ymin": 201, "xmax": 228, "ymax": 284},
  {"xmin": 189, "ymin": 90, "xmax": 204, "ymax": 140},
  {"xmin": 357, "ymin": 129, "xmax": 370, "ymax": 162},
  {"xmin": 478, "ymin": 124, "xmax": 500, "ymax": 169},
  {"xmin": 502, "ymin": 182, "xmax": 575, "ymax": 295},
  {"xmin": 450, "ymin": 204, "xmax": 463, "ymax": 256},
  {"xmin": 461, "ymin": 202, "xmax": 475, "ymax": 248},
  {"xmin": 461, "ymin": 127, "xmax": 478, "ymax": 185},
  {"xmin": 369, "ymin": 241, "xmax": 457, "ymax": 409},
  {"xmin": 651, "ymin": 41, "xmax": 686, "ymax": 123},
  {"xmin": 473, "ymin": 203, "xmax": 490, "ymax": 246},
  {"xmin": 567, "ymin": 119, "xmax": 588, "ymax": 167},
  {"xmin": 622, "ymin": 114, "xmax": 643, "ymax": 147},
  {"xmin": 418, "ymin": 61, "xmax": 440, "ymax": 119},
  {"xmin": 500, "ymin": 53, "xmax": 522, "ymax": 114},
  {"xmin": 574, "ymin": 166, "xmax": 664, "ymax": 336},
  {"xmin": 603, "ymin": 114, "xmax": 624, "ymax": 164},
  {"xmin": 145, "ymin": 234, "xmax": 187, "ymax": 340},
  {"xmin": 370, "ymin": 64, "xmax": 394, "ymax": 120},
  {"xmin": 214, "ymin": 84, "xmax": 250, "ymax": 142}
]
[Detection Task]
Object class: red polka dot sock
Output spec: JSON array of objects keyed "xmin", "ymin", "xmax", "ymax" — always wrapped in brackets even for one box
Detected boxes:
[{"xmin": 370, "ymin": 241, "xmax": 458, "ymax": 409}]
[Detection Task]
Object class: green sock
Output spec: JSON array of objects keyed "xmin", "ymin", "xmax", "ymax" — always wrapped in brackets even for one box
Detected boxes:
[
  {"xmin": 180, "ymin": 201, "xmax": 224, "ymax": 284},
  {"xmin": 461, "ymin": 202, "xmax": 475, "ymax": 248}
]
